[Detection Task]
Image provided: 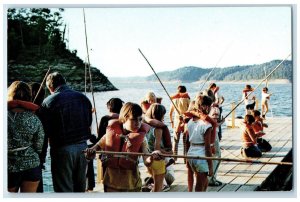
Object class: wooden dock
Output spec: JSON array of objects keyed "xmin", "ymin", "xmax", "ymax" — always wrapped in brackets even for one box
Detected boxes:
[{"xmin": 94, "ymin": 117, "xmax": 292, "ymax": 192}]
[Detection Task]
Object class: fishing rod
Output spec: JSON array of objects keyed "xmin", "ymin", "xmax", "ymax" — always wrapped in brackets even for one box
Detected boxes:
[
  {"xmin": 199, "ymin": 41, "xmax": 233, "ymax": 92},
  {"xmin": 138, "ymin": 48, "xmax": 181, "ymax": 116},
  {"xmin": 264, "ymin": 66, "xmax": 269, "ymax": 87},
  {"xmin": 223, "ymin": 53, "xmax": 291, "ymax": 120},
  {"xmin": 84, "ymin": 150, "xmax": 292, "ymax": 166},
  {"xmin": 33, "ymin": 66, "xmax": 51, "ymax": 104},
  {"xmin": 83, "ymin": 8, "xmax": 99, "ymax": 131}
]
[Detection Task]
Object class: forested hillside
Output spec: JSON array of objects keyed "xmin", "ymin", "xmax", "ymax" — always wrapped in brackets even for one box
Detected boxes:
[
  {"xmin": 7, "ymin": 8, "xmax": 117, "ymax": 92},
  {"xmin": 146, "ymin": 60, "xmax": 292, "ymax": 82}
]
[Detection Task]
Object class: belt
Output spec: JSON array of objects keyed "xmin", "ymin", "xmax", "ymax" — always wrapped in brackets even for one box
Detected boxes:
[{"xmin": 191, "ymin": 143, "xmax": 205, "ymax": 146}]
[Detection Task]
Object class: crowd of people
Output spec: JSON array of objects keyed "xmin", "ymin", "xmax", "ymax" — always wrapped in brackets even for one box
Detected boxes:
[{"xmin": 7, "ymin": 71, "xmax": 273, "ymax": 193}]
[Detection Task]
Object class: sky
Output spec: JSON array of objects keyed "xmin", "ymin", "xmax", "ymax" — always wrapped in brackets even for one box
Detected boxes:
[{"xmin": 61, "ymin": 6, "xmax": 292, "ymax": 77}]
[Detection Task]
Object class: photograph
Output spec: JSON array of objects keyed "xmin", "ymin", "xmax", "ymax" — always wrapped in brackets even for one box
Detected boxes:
[{"xmin": 2, "ymin": 2, "xmax": 297, "ymax": 199}]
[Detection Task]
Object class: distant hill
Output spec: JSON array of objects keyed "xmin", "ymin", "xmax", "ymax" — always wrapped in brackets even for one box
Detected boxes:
[{"xmin": 145, "ymin": 60, "xmax": 292, "ymax": 83}]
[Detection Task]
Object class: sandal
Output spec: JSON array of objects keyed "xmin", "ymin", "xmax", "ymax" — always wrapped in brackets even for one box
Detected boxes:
[{"xmin": 209, "ymin": 180, "xmax": 223, "ymax": 186}]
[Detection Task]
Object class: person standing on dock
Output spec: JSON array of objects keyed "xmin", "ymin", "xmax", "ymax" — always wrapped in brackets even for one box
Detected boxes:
[
  {"xmin": 186, "ymin": 95, "xmax": 213, "ymax": 192},
  {"xmin": 7, "ymin": 81, "xmax": 45, "ymax": 193},
  {"xmin": 169, "ymin": 85, "xmax": 190, "ymax": 162},
  {"xmin": 85, "ymin": 102, "xmax": 161, "ymax": 192},
  {"xmin": 243, "ymin": 85, "xmax": 256, "ymax": 115},
  {"xmin": 208, "ymin": 83, "xmax": 224, "ymax": 141},
  {"xmin": 261, "ymin": 87, "xmax": 272, "ymax": 119},
  {"xmin": 144, "ymin": 103, "xmax": 173, "ymax": 192},
  {"xmin": 38, "ymin": 72, "xmax": 93, "ymax": 192}
]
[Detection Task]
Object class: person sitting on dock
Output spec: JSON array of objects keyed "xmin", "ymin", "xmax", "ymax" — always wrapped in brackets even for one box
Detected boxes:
[
  {"xmin": 85, "ymin": 102, "xmax": 162, "ymax": 192},
  {"xmin": 240, "ymin": 114, "xmax": 262, "ymax": 158},
  {"xmin": 252, "ymin": 110, "xmax": 272, "ymax": 152},
  {"xmin": 261, "ymin": 87, "xmax": 272, "ymax": 119},
  {"xmin": 186, "ymin": 95, "xmax": 213, "ymax": 192},
  {"xmin": 243, "ymin": 85, "xmax": 256, "ymax": 115}
]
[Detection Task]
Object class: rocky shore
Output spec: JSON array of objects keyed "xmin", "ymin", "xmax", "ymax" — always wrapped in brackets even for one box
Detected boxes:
[{"xmin": 7, "ymin": 47, "xmax": 118, "ymax": 92}]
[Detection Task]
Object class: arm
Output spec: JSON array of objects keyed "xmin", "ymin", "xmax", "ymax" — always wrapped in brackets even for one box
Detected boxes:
[
  {"xmin": 169, "ymin": 105, "xmax": 175, "ymax": 128},
  {"xmin": 85, "ymin": 135, "xmax": 106, "ymax": 160},
  {"xmin": 204, "ymin": 127, "xmax": 213, "ymax": 177},
  {"xmin": 144, "ymin": 116, "xmax": 166, "ymax": 128},
  {"xmin": 154, "ymin": 128, "xmax": 173, "ymax": 155}
]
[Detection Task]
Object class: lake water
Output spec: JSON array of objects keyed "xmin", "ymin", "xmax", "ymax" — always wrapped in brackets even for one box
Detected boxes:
[{"xmin": 42, "ymin": 81, "xmax": 293, "ymax": 192}]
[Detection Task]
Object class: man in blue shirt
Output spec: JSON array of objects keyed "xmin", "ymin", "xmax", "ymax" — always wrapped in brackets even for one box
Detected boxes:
[{"xmin": 39, "ymin": 72, "xmax": 93, "ymax": 192}]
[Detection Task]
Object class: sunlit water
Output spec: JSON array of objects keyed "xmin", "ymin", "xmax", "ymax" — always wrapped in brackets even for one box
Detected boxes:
[{"xmin": 42, "ymin": 82, "xmax": 292, "ymax": 192}]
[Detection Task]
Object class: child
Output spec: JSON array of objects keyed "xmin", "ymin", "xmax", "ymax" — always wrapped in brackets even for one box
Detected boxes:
[
  {"xmin": 186, "ymin": 95, "xmax": 213, "ymax": 192},
  {"xmin": 240, "ymin": 114, "xmax": 262, "ymax": 158},
  {"xmin": 208, "ymin": 104, "xmax": 223, "ymax": 186},
  {"xmin": 261, "ymin": 87, "xmax": 272, "ymax": 119},
  {"xmin": 144, "ymin": 103, "xmax": 173, "ymax": 192},
  {"xmin": 86, "ymin": 102, "xmax": 161, "ymax": 192},
  {"xmin": 252, "ymin": 110, "xmax": 272, "ymax": 152},
  {"xmin": 141, "ymin": 92, "xmax": 157, "ymax": 114},
  {"xmin": 243, "ymin": 85, "xmax": 256, "ymax": 115}
]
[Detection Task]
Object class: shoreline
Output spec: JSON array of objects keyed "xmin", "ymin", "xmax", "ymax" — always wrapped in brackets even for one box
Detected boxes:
[{"xmin": 110, "ymin": 79, "xmax": 291, "ymax": 85}]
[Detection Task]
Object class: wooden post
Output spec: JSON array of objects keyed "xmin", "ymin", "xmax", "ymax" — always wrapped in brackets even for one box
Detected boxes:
[
  {"xmin": 96, "ymin": 154, "xmax": 103, "ymax": 184},
  {"xmin": 231, "ymin": 102, "xmax": 235, "ymax": 128}
]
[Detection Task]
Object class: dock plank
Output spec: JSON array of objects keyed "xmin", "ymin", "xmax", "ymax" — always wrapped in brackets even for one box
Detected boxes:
[{"xmin": 93, "ymin": 117, "xmax": 292, "ymax": 193}]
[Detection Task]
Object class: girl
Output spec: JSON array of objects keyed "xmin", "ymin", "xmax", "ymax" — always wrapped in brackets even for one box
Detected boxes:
[
  {"xmin": 261, "ymin": 87, "xmax": 272, "ymax": 119},
  {"xmin": 186, "ymin": 95, "xmax": 213, "ymax": 192},
  {"xmin": 240, "ymin": 114, "xmax": 262, "ymax": 158},
  {"xmin": 145, "ymin": 103, "xmax": 173, "ymax": 192},
  {"xmin": 7, "ymin": 81, "xmax": 45, "ymax": 192}
]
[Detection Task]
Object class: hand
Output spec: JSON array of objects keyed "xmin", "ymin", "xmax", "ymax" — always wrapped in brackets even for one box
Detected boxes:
[
  {"xmin": 85, "ymin": 148, "xmax": 96, "ymax": 160},
  {"xmin": 211, "ymin": 145, "xmax": 216, "ymax": 155},
  {"xmin": 151, "ymin": 150, "xmax": 164, "ymax": 160},
  {"xmin": 218, "ymin": 117, "xmax": 225, "ymax": 126}
]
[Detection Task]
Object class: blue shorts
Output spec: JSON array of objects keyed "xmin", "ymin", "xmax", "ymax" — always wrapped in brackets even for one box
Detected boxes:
[
  {"xmin": 8, "ymin": 166, "xmax": 42, "ymax": 188},
  {"xmin": 188, "ymin": 158, "xmax": 209, "ymax": 173}
]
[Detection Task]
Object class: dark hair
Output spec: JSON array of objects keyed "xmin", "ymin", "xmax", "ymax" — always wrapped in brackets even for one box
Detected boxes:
[
  {"xmin": 263, "ymin": 87, "xmax": 268, "ymax": 92},
  {"xmin": 177, "ymin": 85, "xmax": 187, "ymax": 93},
  {"xmin": 119, "ymin": 102, "xmax": 143, "ymax": 123},
  {"xmin": 28, "ymin": 82, "xmax": 45, "ymax": 106},
  {"xmin": 107, "ymin": 98, "xmax": 124, "ymax": 114},
  {"xmin": 253, "ymin": 110, "xmax": 261, "ymax": 117},
  {"xmin": 145, "ymin": 103, "xmax": 166, "ymax": 121},
  {"xmin": 207, "ymin": 89, "xmax": 215, "ymax": 102},
  {"xmin": 244, "ymin": 114, "xmax": 255, "ymax": 124},
  {"xmin": 46, "ymin": 72, "xmax": 66, "ymax": 90},
  {"xmin": 208, "ymin": 83, "xmax": 216, "ymax": 89},
  {"xmin": 194, "ymin": 95, "xmax": 212, "ymax": 109},
  {"xmin": 246, "ymin": 84, "xmax": 251, "ymax": 89},
  {"xmin": 8, "ymin": 81, "xmax": 31, "ymax": 102}
]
